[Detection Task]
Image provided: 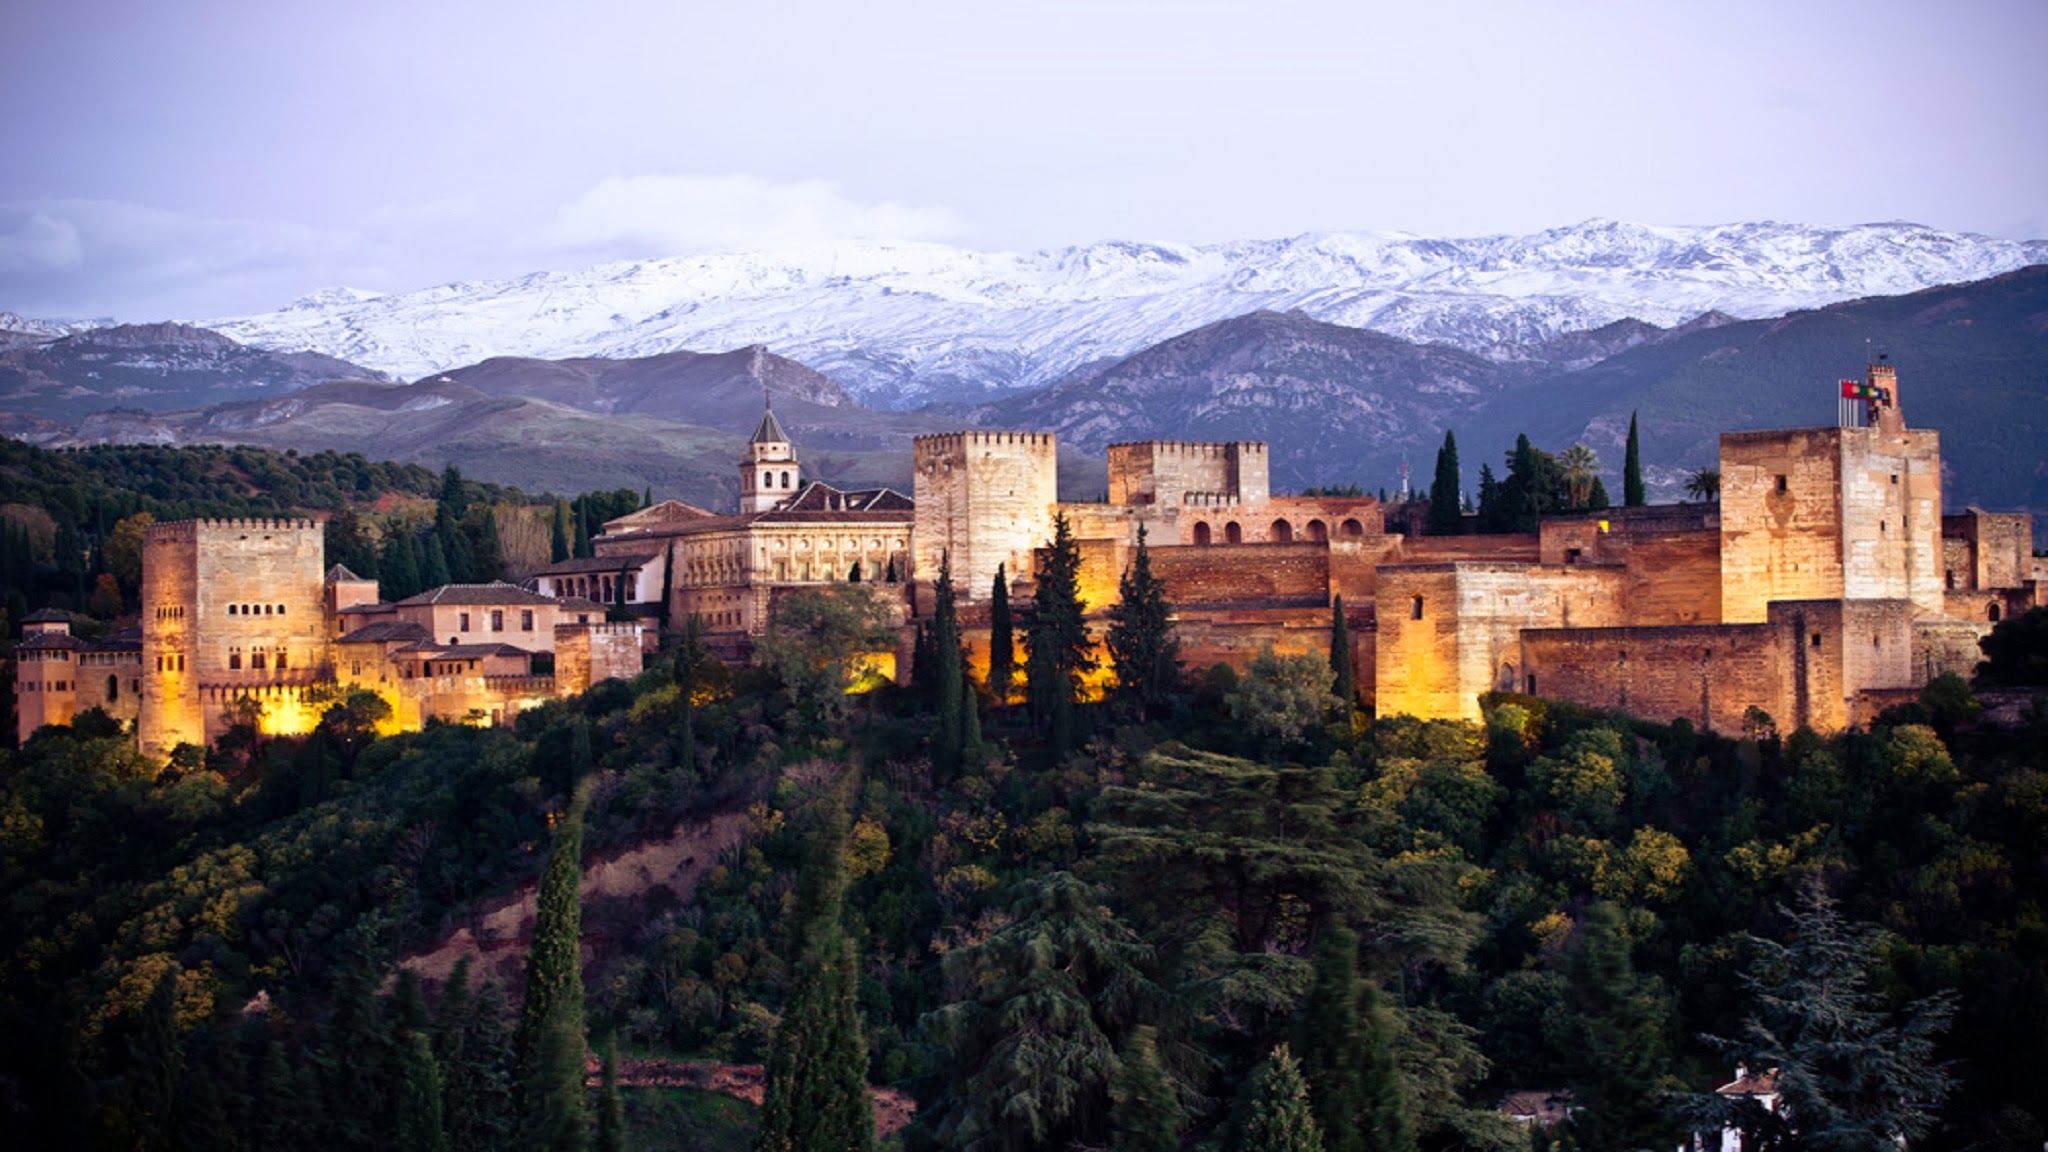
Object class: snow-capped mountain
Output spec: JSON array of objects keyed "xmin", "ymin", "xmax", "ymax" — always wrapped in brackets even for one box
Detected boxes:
[{"xmin": 206, "ymin": 220, "xmax": 2048, "ymax": 408}]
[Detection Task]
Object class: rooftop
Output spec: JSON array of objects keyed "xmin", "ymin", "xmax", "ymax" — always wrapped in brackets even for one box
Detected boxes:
[
  {"xmin": 336, "ymin": 621, "xmax": 433, "ymax": 645},
  {"xmin": 394, "ymin": 582, "xmax": 560, "ymax": 608},
  {"xmin": 534, "ymin": 552, "xmax": 660, "ymax": 577}
]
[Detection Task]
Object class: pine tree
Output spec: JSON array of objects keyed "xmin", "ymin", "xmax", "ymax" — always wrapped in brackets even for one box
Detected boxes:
[
  {"xmin": 322, "ymin": 963, "xmax": 396, "ymax": 1152},
  {"xmin": 595, "ymin": 1043, "xmax": 627, "ymax": 1152},
  {"xmin": 1426, "ymin": 430, "xmax": 1462, "ymax": 535},
  {"xmin": 551, "ymin": 502, "xmax": 572, "ymax": 564},
  {"xmin": 1688, "ymin": 880, "xmax": 1957, "ymax": 1151},
  {"xmin": 1025, "ymin": 511, "xmax": 1094, "ymax": 753},
  {"xmin": 1587, "ymin": 476, "xmax": 1611, "ymax": 511},
  {"xmin": 1328, "ymin": 597, "xmax": 1355, "ymax": 714},
  {"xmin": 1356, "ymin": 981, "xmax": 1411, "ymax": 1152},
  {"xmin": 988, "ymin": 563, "xmax": 1015, "ymax": 709},
  {"xmin": 1238, "ymin": 1045, "xmax": 1324, "ymax": 1152},
  {"xmin": 1623, "ymin": 412, "xmax": 1645, "ymax": 507},
  {"xmin": 251, "ymin": 1036, "xmax": 304, "ymax": 1152},
  {"xmin": 1111, "ymin": 1025, "xmax": 1181, "ymax": 1152},
  {"xmin": 1106, "ymin": 525, "xmax": 1179, "ymax": 721},
  {"xmin": 516, "ymin": 782, "xmax": 592, "ymax": 1152},
  {"xmin": 1298, "ymin": 928, "xmax": 1411, "ymax": 1152},
  {"xmin": 449, "ymin": 979, "xmax": 516, "ymax": 1152},
  {"xmin": 756, "ymin": 784, "xmax": 876, "ymax": 1152},
  {"xmin": 398, "ymin": 1031, "xmax": 450, "ymax": 1152},
  {"xmin": 1475, "ymin": 464, "xmax": 1506, "ymax": 534}
]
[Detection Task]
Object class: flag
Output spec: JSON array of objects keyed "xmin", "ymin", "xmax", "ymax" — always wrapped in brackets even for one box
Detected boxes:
[{"xmin": 1840, "ymin": 379, "xmax": 1875, "ymax": 399}]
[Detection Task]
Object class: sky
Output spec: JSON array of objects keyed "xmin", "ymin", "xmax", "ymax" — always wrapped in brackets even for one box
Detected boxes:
[{"xmin": 2, "ymin": 0, "xmax": 2043, "ymax": 321}]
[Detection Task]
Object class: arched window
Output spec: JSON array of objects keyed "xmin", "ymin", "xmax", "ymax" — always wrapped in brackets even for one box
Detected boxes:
[
  {"xmin": 1306, "ymin": 519, "xmax": 1328, "ymax": 542},
  {"xmin": 1990, "ymin": 603, "xmax": 2002, "ymax": 622},
  {"xmin": 1411, "ymin": 595, "xmax": 1425, "ymax": 620},
  {"xmin": 1341, "ymin": 518, "xmax": 1364, "ymax": 537},
  {"xmin": 1271, "ymin": 519, "xmax": 1293, "ymax": 543},
  {"xmin": 229, "ymin": 651, "xmax": 241, "ymax": 670},
  {"xmin": 1225, "ymin": 522, "xmax": 1243, "ymax": 545},
  {"xmin": 781, "ymin": 471, "xmax": 791, "ymax": 488},
  {"xmin": 1193, "ymin": 522, "xmax": 1212, "ymax": 546}
]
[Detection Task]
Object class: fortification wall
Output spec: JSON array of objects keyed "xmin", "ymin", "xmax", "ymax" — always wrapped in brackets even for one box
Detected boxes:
[
  {"xmin": 1170, "ymin": 604, "xmax": 1337, "ymax": 675},
  {"xmin": 912, "ymin": 432, "xmax": 1058, "ymax": 600},
  {"xmin": 139, "ymin": 521, "xmax": 202, "ymax": 755},
  {"xmin": 1915, "ymin": 617, "xmax": 1993, "ymax": 681},
  {"xmin": 1944, "ymin": 510, "xmax": 2035, "ymax": 592},
  {"xmin": 554, "ymin": 623, "xmax": 644, "ymax": 695},
  {"xmin": 1720, "ymin": 428, "xmax": 1848, "ymax": 623},
  {"xmin": 1373, "ymin": 562, "xmax": 1628, "ymax": 722},
  {"xmin": 1521, "ymin": 623, "xmax": 1784, "ymax": 733},
  {"xmin": 1840, "ymin": 429, "xmax": 1943, "ymax": 615},
  {"xmin": 1148, "ymin": 543, "xmax": 1331, "ymax": 607}
]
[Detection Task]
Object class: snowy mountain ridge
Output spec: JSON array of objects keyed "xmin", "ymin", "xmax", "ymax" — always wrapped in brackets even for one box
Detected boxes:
[{"xmin": 204, "ymin": 219, "xmax": 2048, "ymax": 408}]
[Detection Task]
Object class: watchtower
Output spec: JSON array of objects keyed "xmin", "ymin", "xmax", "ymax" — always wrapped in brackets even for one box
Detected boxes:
[{"xmin": 911, "ymin": 431, "xmax": 1060, "ymax": 597}]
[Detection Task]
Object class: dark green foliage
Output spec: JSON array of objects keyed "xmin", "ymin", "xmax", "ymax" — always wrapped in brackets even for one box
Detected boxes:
[
  {"xmin": 597, "ymin": 1043, "xmax": 628, "ymax": 1152},
  {"xmin": 1586, "ymin": 476, "xmax": 1610, "ymax": 510},
  {"xmin": 1300, "ymin": 928, "xmax": 1411, "ymax": 1152},
  {"xmin": 399, "ymin": 1031, "xmax": 451, "ymax": 1152},
  {"xmin": 382, "ymin": 529, "xmax": 424, "ymax": 601},
  {"xmin": 988, "ymin": 563, "xmax": 1015, "ymax": 707},
  {"xmin": 921, "ymin": 872, "xmax": 1156, "ymax": 1152},
  {"xmin": 1426, "ymin": 430, "xmax": 1462, "ymax": 535},
  {"xmin": 1237, "ymin": 1045, "xmax": 1324, "ymax": 1152},
  {"xmin": 1554, "ymin": 904, "xmax": 1677, "ymax": 1152},
  {"xmin": 1025, "ymin": 511, "xmax": 1094, "ymax": 753},
  {"xmin": 1106, "ymin": 526, "xmax": 1180, "ymax": 721},
  {"xmin": 517, "ymin": 783, "xmax": 591, "ymax": 1152},
  {"xmin": 1689, "ymin": 881, "xmax": 1957, "ymax": 1151},
  {"xmin": 1978, "ymin": 606, "xmax": 2048, "ymax": 685},
  {"xmin": 423, "ymin": 532, "xmax": 455, "ymax": 589},
  {"xmin": 757, "ymin": 783, "xmax": 875, "ymax": 1152},
  {"xmin": 553, "ymin": 501, "xmax": 573, "ymax": 563},
  {"xmin": 932, "ymin": 552, "xmax": 965, "ymax": 775},
  {"xmin": 1474, "ymin": 464, "xmax": 1507, "ymax": 533},
  {"xmin": 1111, "ymin": 1025, "xmax": 1182, "ymax": 1152},
  {"xmin": 1623, "ymin": 412, "xmax": 1645, "ymax": 507},
  {"xmin": 1328, "ymin": 597, "xmax": 1356, "ymax": 712}
]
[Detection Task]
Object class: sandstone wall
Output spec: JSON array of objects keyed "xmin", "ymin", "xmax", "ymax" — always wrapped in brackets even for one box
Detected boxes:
[
  {"xmin": 1108, "ymin": 441, "xmax": 1268, "ymax": 506},
  {"xmin": 913, "ymin": 432, "xmax": 1058, "ymax": 600},
  {"xmin": 1149, "ymin": 543, "xmax": 1331, "ymax": 607},
  {"xmin": 555, "ymin": 623, "xmax": 645, "ymax": 694},
  {"xmin": 1943, "ymin": 510, "xmax": 2035, "ymax": 592}
]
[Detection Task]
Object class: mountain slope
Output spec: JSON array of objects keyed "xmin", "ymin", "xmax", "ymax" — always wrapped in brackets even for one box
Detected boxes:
[
  {"xmin": 0, "ymin": 322, "xmax": 380, "ymax": 420},
  {"xmin": 206, "ymin": 220, "xmax": 2048, "ymax": 407}
]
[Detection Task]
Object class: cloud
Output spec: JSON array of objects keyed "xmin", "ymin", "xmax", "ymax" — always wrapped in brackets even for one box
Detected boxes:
[
  {"xmin": 537, "ymin": 173, "xmax": 965, "ymax": 258},
  {"xmin": 0, "ymin": 174, "xmax": 968, "ymax": 321}
]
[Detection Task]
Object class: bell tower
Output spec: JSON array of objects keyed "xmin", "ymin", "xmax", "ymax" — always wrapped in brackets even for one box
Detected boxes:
[{"xmin": 739, "ymin": 390, "xmax": 798, "ymax": 514}]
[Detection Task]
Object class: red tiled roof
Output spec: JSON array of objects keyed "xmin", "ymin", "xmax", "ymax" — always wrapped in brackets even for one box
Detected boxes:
[{"xmin": 395, "ymin": 582, "xmax": 559, "ymax": 607}]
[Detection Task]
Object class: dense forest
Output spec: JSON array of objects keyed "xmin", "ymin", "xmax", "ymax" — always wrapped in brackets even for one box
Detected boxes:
[{"xmin": 4, "ymin": 513, "xmax": 2048, "ymax": 1151}]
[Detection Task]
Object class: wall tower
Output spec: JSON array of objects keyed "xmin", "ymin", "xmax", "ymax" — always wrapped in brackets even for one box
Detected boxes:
[{"xmin": 912, "ymin": 431, "xmax": 1060, "ymax": 597}]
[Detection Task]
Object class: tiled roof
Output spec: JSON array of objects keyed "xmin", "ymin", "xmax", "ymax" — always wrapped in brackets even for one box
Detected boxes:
[
  {"xmin": 1500, "ymin": 1090, "xmax": 1573, "ymax": 1125},
  {"xmin": 750, "ymin": 405, "xmax": 789, "ymax": 444},
  {"xmin": 86, "ymin": 626, "xmax": 143, "ymax": 653},
  {"xmin": 1716, "ymin": 1068, "xmax": 1781, "ymax": 1097},
  {"xmin": 336, "ymin": 621, "xmax": 433, "ymax": 645},
  {"xmin": 338, "ymin": 601, "xmax": 394, "ymax": 614},
  {"xmin": 22, "ymin": 608, "xmax": 73, "ymax": 623},
  {"xmin": 325, "ymin": 564, "xmax": 368, "ymax": 582},
  {"xmin": 534, "ymin": 553, "xmax": 659, "ymax": 577},
  {"xmin": 394, "ymin": 582, "xmax": 559, "ymax": 607},
  {"xmin": 779, "ymin": 483, "xmax": 913, "ymax": 513},
  {"xmin": 399, "ymin": 642, "xmax": 533, "ymax": 661},
  {"xmin": 18, "ymin": 631, "xmax": 85, "ymax": 650},
  {"xmin": 555, "ymin": 597, "xmax": 609, "ymax": 614}
]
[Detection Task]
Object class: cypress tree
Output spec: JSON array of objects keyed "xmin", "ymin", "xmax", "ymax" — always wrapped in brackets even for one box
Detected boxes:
[
  {"xmin": 1111, "ymin": 1025, "xmax": 1181, "ymax": 1152},
  {"xmin": 516, "ymin": 782, "xmax": 592, "ymax": 1152},
  {"xmin": 126, "ymin": 967, "xmax": 184, "ymax": 1152},
  {"xmin": 1426, "ymin": 431, "xmax": 1462, "ymax": 535},
  {"xmin": 322, "ymin": 963, "xmax": 395, "ymax": 1152},
  {"xmin": 1509, "ymin": 434, "xmax": 1545, "ymax": 533},
  {"xmin": 958, "ymin": 669, "xmax": 984, "ymax": 771},
  {"xmin": 397, "ymin": 1032, "xmax": 450, "ymax": 1152},
  {"xmin": 474, "ymin": 506, "xmax": 505, "ymax": 582},
  {"xmin": 1475, "ymin": 464, "xmax": 1505, "ymax": 534},
  {"xmin": 1238, "ymin": 1045, "xmax": 1323, "ymax": 1152},
  {"xmin": 1588, "ymin": 476, "xmax": 1611, "ymax": 511},
  {"xmin": 573, "ymin": 499, "xmax": 593, "ymax": 559},
  {"xmin": 1300, "ymin": 929, "xmax": 1367, "ymax": 1152},
  {"xmin": 1356, "ymin": 981, "xmax": 1411, "ymax": 1152},
  {"xmin": 988, "ymin": 564, "xmax": 1015, "ymax": 709},
  {"xmin": 595, "ymin": 1043, "xmax": 627, "ymax": 1152},
  {"xmin": 438, "ymin": 505, "xmax": 475, "ymax": 584},
  {"xmin": 1623, "ymin": 411, "xmax": 1645, "ymax": 507},
  {"xmin": 1025, "ymin": 511, "xmax": 1093, "ymax": 754},
  {"xmin": 932, "ymin": 553, "xmax": 963, "ymax": 775},
  {"xmin": 380, "ymin": 528, "xmax": 421, "ymax": 601},
  {"xmin": 451, "ymin": 980, "xmax": 516, "ymax": 1152},
  {"xmin": 551, "ymin": 502, "xmax": 572, "ymax": 564},
  {"xmin": 641, "ymin": 486, "xmax": 653, "ymax": 509},
  {"xmin": 422, "ymin": 533, "xmax": 453, "ymax": 590},
  {"xmin": 756, "ymin": 783, "xmax": 875, "ymax": 1152},
  {"xmin": 1105, "ymin": 525, "xmax": 1178, "ymax": 721},
  {"xmin": 1328, "ymin": 597, "xmax": 1355, "ymax": 713},
  {"xmin": 251, "ymin": 1037, "xmax": 303, "ymax": 1152}
]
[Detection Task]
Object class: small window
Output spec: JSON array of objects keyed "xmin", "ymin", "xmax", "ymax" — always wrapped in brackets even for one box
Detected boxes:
[
  {"xmin": 1890, "ymin": 474, "xmax": 1899, "ymax": 485},
  {"xmin": 1411, "ymin": 595, "xmax": 1425, "ymax": 620},
  {"xmin": 276, "ymin": 604, "xmax": 285, "ymax": 615},
  {"xmin": 1811, "ymin": 633, "xmax": 1822, "ymax": 649},
  {"xmin": 106, "ymin": 674, "xmax": 118, "ymax": 701},
  {"xmin": 459, "ymin": 612, "xmax": 471, "ymax": 632},
  {"xmin": 1774, "ymin": 475, "xmax": 1788, "ymax": 493},
  {"xmin": 1525, "ymin": 673, "xmax": 1537, "ymax": 695},
  {"xmin": 229, "ymin": 652, "xmax": 241, "ymax": 670},
  {"xmin": 1990, "ymin": 604, "xmax": 2002, "ymax": 623},
  {"xmin": 251, "ymin": 652, "xmax": 266, "ymax": 670},
  {"xmin": 522, "ymin": 609, "xmax": 535, "ymax": 631},
  {"xmin": 275, "ymin": 651, "xmax": 287, "ymax": 670},
  {"xmin": 491, "ymin": 610, "xmax": 504, "ymax": 631},
  {"xmin": 1880, "ymin": 521, "xmax": 1886, "ymax": 536},
  {"xmin": 1565, "ymin": 548, "xmax": 1583, "ymax": 564}
]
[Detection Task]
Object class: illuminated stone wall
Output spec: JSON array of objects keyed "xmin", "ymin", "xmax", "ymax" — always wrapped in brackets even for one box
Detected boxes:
[{"xmin": 913, "ymin": 432, "xmax": 1059, "ymax": 600}]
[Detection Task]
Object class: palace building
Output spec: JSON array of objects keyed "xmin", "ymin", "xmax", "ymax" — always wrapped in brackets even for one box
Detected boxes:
[{"xmin": 14, "ymin": 364, "xmax": 2040, "ymax": 753}]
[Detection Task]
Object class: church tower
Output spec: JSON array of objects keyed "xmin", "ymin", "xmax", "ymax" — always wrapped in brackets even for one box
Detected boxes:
[{"xmin": 739, "ymin": 392, "xmax": 798, "ymax": 514}]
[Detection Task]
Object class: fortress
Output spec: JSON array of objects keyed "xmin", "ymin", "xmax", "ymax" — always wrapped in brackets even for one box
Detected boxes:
[{"xmin": 14, "ymin": 364, "xmax": 2041, "ymax": 753}]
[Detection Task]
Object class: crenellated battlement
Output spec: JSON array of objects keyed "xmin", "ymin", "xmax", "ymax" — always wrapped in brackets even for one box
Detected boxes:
[
  {"xmin": 914, "ymin": 430, "xmax": 1058, "ymax": 452},
  {"xmin": 1182, "ymin": 492, "xmax": 1246, "ymax": 508},
  {"xmin": 554, "ymin": 621, "xmax": 643, "ymax": 637},
  {"xmin": 146, "ymin": 517, "xmax": 321, "ymax": 539},
  {"xmin": 1109, "ymin": 440, "xmax": 1268, "ymax": 457}
]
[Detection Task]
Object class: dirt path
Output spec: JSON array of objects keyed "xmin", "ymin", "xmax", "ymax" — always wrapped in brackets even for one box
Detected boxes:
[
  {"xmin": 401, "ymin": 810, "xmax": 751, "ymax": 987},
  {"xmin": 586, "ymin": 1056, "xmax": 918, "ymax": 1136}
]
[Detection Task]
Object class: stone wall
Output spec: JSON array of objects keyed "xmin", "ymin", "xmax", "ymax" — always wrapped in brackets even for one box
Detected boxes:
[
  {"xmin": 554, "ymin": 623, "xmax": 645, "ymax": 695},
  {"xmin": 1943, "ymin": 510, "xmax": 2035, "ymax": 592},
  {"xmin": 1149, "ymin": 543, "xmax": 1331, "ymax": 607},
  {"xmin": 913, "ymin": 432, "xmax": 1059, "ymax": 601},
  {"xmin": 1720, "ymin": 426, "xmax": 1943, "ymax": 622},
  {"xmin": 1107, "ymin": 441, "xmax": 1268, "ymax": 506}
]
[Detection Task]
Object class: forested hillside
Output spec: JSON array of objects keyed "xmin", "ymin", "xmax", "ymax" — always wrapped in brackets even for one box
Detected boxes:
[{"xmin": 4, "ymin": 538, "xmax": 2046, "ymax": 1150}]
